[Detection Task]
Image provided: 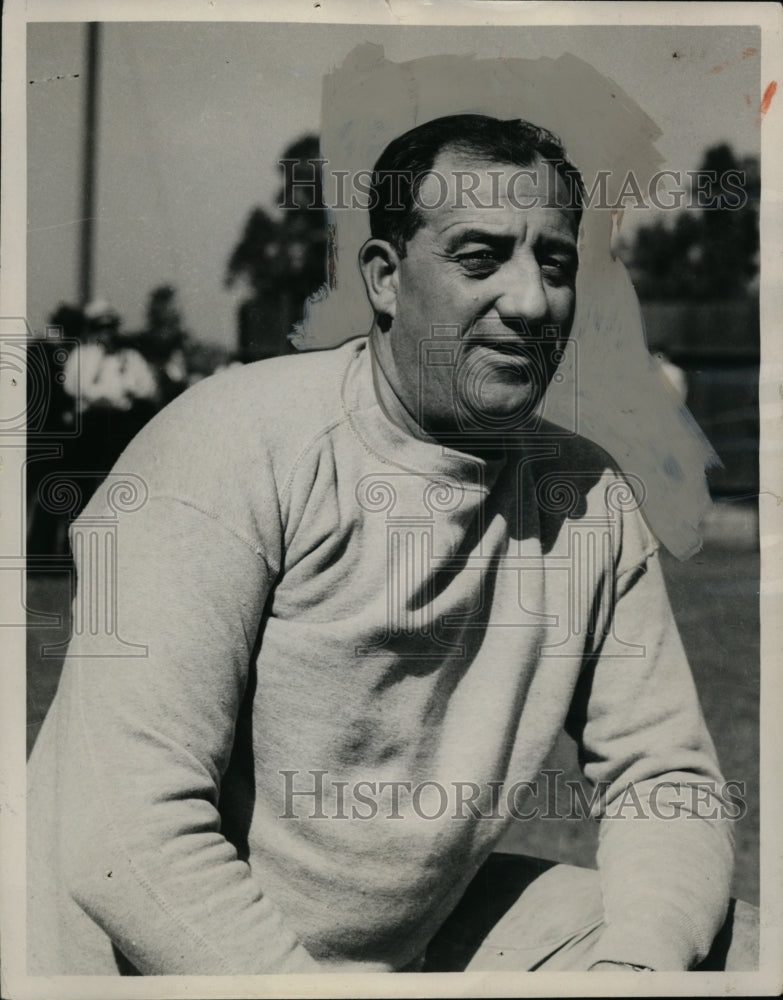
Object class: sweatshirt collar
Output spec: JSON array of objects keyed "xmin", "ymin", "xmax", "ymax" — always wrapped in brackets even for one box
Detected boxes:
[{"xmin": 341, "ymin": 337, "xmax": 506, "ymax": 493}]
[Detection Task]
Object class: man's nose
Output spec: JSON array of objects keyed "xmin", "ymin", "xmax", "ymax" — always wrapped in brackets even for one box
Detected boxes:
[{"xmin": 495, "ymin": 259, "xmax": 548, "ymax": 330}]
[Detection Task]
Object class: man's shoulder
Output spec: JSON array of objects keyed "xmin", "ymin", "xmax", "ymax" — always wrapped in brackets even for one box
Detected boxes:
[
  {"xmin": 106, "ymin": 338, "xmax": 361, "ymax": 514},
  {"xmin": 181, "ymin": 339, "xmax": 356, "ymax": 431},
  {"xmin": 131, "ymin": 339, "xmax": 357, "ymax": 456}
]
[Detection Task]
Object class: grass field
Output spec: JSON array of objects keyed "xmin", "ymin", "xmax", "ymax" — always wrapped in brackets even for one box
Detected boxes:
[{"xmin": 26, "ymin": 503, "xmax": 759, "ymax": 906}]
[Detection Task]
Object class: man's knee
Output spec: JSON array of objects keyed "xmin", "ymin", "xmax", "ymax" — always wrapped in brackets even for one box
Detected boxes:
[
  {"xmin": 424, "ymin": 855, "xmax": 604, "ymax": 972},
  {"xmin": 425, "ymin": 853, "xmax": 760, "ymax": 973},
  {"xmin": 464, "ymin": 861, "xmax": 604, "ymax": 972}
]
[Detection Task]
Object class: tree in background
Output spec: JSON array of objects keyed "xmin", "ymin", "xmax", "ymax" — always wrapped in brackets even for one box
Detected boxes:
[
  {"xmin": 225, "ymin": 134, "xmax": 327, "ymax": 362},
  {"xmin": 624, "ymin": 144, "xmax": 759, "ymax": 301},
  {"xmin": 696, "ymin": 144, "xmax": 759, "ymax": 299},
  {"xmin": 620, "ymin": 144, "xmax": 761, "ymax": 500}
]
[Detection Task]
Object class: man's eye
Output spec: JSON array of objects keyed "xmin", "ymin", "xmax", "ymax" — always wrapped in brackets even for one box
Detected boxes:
[
  {"xmin": 541, "ymin": 257, "xmax": 576, "ymax": 284},
  {"xmin": 456, "ymin": 251, "xmax": 501, "ymax": 276}
]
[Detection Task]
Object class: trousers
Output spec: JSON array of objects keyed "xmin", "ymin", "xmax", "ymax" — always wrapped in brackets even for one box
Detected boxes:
[{"xmin": 422, "ymin": 853, "xmax": 759, "ymax": 972}]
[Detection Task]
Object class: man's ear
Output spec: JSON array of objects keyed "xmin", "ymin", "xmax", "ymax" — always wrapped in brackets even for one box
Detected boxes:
[{"xmin": 358, "ymin": 239, "xmax": 401, "ymax": 323}]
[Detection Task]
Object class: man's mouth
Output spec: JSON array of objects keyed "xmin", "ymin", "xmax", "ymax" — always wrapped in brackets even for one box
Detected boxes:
[
  {"xmin": 464, "ymin": 338, "xmax": 536, "ymax": 364},
  {"xmin": 457, "ymin": 341, "xmax": 541, "ymax": 391}
]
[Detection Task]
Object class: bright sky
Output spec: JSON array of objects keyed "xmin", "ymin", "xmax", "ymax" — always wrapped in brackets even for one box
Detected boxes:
[{"xmin": 27, "ymin": 21, "xmax": 762, "ymax": 348}]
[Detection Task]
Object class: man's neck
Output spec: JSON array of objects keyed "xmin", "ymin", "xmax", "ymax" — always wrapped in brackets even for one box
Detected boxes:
[
  {"xmin": 368, "ymin": 329, "xmax": 508, "ymax": 463},
  {"xmin": 369, "ymin": 332, "xmax": 434, "ymax": 444}
]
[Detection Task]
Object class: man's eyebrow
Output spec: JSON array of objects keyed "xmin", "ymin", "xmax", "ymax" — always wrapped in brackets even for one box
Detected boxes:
[
  {"xmin": 441, "ymin": 227, "xmax": 514, "ymax": 251},
  {"xmin": 536, "ymin": 233, "xmax": 579, "ymax": 256}
]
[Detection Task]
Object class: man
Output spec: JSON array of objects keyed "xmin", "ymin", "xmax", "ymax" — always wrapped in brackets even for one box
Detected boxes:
[{"xmin": 28, "ymin": 114, "xmax": 735, "ymax": 975}]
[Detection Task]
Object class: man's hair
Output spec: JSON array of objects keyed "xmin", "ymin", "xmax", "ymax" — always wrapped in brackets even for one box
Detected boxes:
[{"xmin": 369, "ymin": 114, "xmax": 585, "ymax": 255}]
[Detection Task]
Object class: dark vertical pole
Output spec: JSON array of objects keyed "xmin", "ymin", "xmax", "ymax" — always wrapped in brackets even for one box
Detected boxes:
[{"xmin": 78, "ymin": 22, "xmax": 101, "ymax": 306}]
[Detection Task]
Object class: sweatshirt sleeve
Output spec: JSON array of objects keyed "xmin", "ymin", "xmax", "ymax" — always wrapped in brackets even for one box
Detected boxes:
[
  {"xmin": 54, "ymin": 490, "xmax": 320, "ymax": 975},
  {"xmin": 565, "ymin": 520, "xmax": 734, "ymax": 971}
]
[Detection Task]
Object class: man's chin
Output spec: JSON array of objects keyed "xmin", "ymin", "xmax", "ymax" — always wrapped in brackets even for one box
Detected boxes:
[{"xmin": 455, "ymin": 383, "xmax": 544, "ymax": 428}]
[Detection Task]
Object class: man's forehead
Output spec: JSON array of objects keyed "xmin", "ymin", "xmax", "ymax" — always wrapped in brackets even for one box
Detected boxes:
[
  {"xmin": 430, "ymin": 147, "xmax": 554, "ymax": 181},
  {"xmin": 414, "ymin": 151, "xmax": 576, "ymax": 234},
  {"xmin": 431, "ymin": 147, "xmax": 544, "ymax": 174}
]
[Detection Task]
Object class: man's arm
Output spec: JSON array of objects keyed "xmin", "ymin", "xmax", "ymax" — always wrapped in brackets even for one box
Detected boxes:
[
  {"xmin": 566, "ymin": 541, "xmax": 734, "ymax": 971},
  {"xmin": 51, "ymin": 492, "xmax": 320, "ymax": 975}
]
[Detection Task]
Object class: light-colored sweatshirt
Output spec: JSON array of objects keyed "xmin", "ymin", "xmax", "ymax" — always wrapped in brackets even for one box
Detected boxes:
[{"xmin": 28, "ymin": 336, "xmax": 733, "ymax": 975}]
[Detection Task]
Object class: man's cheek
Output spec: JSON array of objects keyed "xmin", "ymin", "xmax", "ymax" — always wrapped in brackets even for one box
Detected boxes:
[{"xmin": 552, "ymin": 291, "xmax": 576, "ymax": 331}]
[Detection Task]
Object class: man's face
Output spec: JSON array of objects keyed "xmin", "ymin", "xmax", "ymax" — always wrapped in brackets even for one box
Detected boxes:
[{"xmin": 386, "ymin": 151, "xmax": 578, "ymax": 437}]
